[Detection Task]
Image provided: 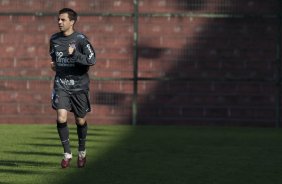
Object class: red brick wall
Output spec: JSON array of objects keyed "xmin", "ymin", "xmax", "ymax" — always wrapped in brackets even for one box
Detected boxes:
[{"xmin": 0, "ymin": 0, "xmax": 280, "ymax": 126}]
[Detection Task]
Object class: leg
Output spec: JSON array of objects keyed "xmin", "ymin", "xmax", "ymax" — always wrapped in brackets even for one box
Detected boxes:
[
  {"xmin": 75, "ymin": 116, "xmax": 88, "ymax": 152},
  {"xmin": 71, "ymin": 92, "xmax": 90, "ymax": 152},
  {"xmin": 70, "ymin": 91, "xmax": 91, "ymax": 168},
  {"xmin": 56, "ymin": 109, "xmax": 72, "ymax": 168},
  {"xmin": 75, "ymin": 115, "xmax": 88, "ymax": 168},
  {"xmin": 57, "ymin": 109, "xmax": 68, "ymax": 124},
  {"xmin": 56, "ymin": 109, "xmax": 71, "ymax": 154},
  {"xmin": 52, "ymin": 89, "xmax": 72, "ymax": 168}
]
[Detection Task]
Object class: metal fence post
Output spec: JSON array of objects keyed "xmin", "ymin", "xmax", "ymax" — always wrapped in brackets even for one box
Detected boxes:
[
  {"xmin": 276, "ymin": 0, "xmax": 282, "ymax": 128},
  {"xmin": 132, "ymin": 0, "xmax": 139, "ymax": 125}
]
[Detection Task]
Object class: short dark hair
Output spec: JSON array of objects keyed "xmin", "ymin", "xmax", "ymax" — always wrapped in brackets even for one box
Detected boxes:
[{"xmin": 59, "ymin": 8, "xmax": 77, "ymax": 23}]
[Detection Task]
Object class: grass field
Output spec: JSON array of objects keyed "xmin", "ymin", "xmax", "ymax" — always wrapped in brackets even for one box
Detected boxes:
[{"xmin": 1, "ymin": 124, "xmax": 282, "ymax": 184}]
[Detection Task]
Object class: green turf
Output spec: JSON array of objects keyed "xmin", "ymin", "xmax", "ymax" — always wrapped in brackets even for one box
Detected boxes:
[{"xmin": 1, "ymin": 125, "xmax": 282, "ymax": 184}]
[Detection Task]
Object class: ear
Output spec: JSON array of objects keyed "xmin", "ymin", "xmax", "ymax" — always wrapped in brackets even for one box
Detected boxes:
[{"xmin": 70, "ymin": 20, "xmax": 75, "ymax": 26}]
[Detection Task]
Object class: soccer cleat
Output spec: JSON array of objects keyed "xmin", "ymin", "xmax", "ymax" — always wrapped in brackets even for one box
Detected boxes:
[
  {"xmin": 77, "ymin": 150, "xmax": 86, "ymax": 168},
  {"xmin": 61, "ymin": 153, "xmax": 72, "ymax": 168}
]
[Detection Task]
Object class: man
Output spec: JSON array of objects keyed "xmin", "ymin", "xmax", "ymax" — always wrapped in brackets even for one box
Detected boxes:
[{"xmin": 49, "ymin": 8, "xmax": 96, "ymax": 168}]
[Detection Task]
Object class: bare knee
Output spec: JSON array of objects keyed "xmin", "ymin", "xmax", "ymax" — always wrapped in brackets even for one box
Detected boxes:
[
  {"xmin": 57, "ymin": 109, "xmax": 68, "ymax": 123},
  {"xmin": 75, "ymin": 117, "xmax": 86, "ymax": 126}
]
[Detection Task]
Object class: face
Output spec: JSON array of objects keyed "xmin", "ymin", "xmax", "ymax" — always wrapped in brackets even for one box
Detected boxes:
[{"xmin": 57, "ymin": 13, "xmax": 74, "ymax": 34}]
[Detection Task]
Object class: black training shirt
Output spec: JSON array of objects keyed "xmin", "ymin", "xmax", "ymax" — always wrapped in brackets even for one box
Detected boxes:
[{"xmin": 49, "ymin": 31, "xmax": 96, "ymax": 93}]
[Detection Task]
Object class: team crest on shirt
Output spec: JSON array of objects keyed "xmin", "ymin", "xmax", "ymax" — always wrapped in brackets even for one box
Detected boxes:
[{"xmin": 69, "ymin": 40, "xmax": 76, "ymax": 49}]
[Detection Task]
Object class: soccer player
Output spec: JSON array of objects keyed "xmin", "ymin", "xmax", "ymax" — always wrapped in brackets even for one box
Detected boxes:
[{"xmin": 49, "ymin": 8, "xmax": 96, "ymax": 168}]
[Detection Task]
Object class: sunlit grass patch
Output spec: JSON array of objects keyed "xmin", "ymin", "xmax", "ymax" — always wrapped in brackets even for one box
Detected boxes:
[{"xmin": 1, "ymin": 125, "xmax": 282, "ymax": 184}]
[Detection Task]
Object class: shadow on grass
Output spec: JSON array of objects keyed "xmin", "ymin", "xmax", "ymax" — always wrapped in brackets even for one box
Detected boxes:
[
  {"xmin": 40, "ymin": 126, "xmax": 191, "ymax": 184},
  {"xmin": 41, "ymin": 126, "xmax": 110, "ymax": 133},
  {"xmin": 0, "ymin": 168, "xmax": 44, "ymax": 174},
  {"xmin": 4, "ymin": 151, "xmax": 60, "ymax": 157},
  {"xmin": 29, "ymin": 136, "xmax": 103, "ymax": 143},
  {"xmin": 0, "ymin": 160, "xmax": 54, "ymax": 167},
  {"xmin": 0, "ymin": 182, "xmax": 12, "ymax": 184},
  {"xmin": 3, "ymin": 126, "xmax": 282, "ymax": 184},
  {"xmin": 54, "ymin": 126, "xmax": 282, "ymax": 184},
  {"xmin": 21, "ymin": 143, "xmax": 60, "ymax": 147}
]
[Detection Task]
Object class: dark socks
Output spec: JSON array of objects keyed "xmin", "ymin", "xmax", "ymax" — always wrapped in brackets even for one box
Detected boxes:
[
  {"xmin": 57, "ymin": 121, "xmax": 71, "ymax": 154},
  {"xmin": 76, "ymin": 122, "xmax": 88, "ymax": 151}
]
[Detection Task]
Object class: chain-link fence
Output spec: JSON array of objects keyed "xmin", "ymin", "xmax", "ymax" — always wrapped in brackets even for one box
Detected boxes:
[{"xmin": 0, "ymin": 0, "xmax": 281, "ymax": 126}]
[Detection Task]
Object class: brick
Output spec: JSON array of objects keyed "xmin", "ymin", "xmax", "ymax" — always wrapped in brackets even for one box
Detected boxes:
[
  {"xmin": 18, "ymin": 104, "xmax": 49, "ymax": 115},
  {"xmin": 0, "ymin": 115, "xmax": 54, "ymax": 124},
  {"xmin": 64, "ymin": 0, "xmax": 134, "ymax": 13},
  {"xmin": 0, "ymin": 91, "xmax": 50, "ymax": 103},
  {"xmin": 0, "ymin": 1, "xmax": 280, "ymax": 126},
  {"xmin": 0, "ymin": 80, "xmax": 52, "ymax": 91},
  {"xmin": 229, "ymin": 107, "xmax": 275, "ymax": 120},
  {"xmin": 0, "ymin": 68, "xmax": 52, "ymax": 77},
  {"xmin": 92, "ymin": 80, "xmax": 133, "ymax": 93},
  {"xmin": 0, "ymin": 103, "xmax": 19, "ymax": 114}
]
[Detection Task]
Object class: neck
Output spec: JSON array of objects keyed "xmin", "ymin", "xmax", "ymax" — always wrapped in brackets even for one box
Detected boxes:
[{"xmin": 63, "ymin": 29, "xmax": 74, "ymax": 36}]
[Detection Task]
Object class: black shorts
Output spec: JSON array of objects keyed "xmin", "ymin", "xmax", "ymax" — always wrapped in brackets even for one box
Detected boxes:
[{"xmin": 51, "ymin": 89, "xmax": 91, "ymax": 118}]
